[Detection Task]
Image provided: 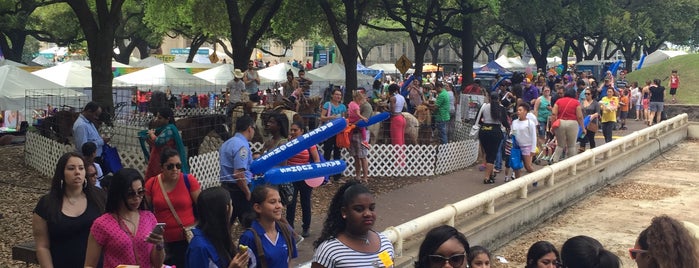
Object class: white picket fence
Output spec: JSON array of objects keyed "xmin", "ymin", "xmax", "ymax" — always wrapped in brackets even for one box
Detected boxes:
[{"xmin": 25, "ymin": 128, "xmax": 479, "ymax": 187}]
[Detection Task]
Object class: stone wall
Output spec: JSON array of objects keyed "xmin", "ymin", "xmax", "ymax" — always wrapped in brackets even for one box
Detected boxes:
[{"xmin": 665, "ymin": 105, "xmax": 699, "ymax": 121}]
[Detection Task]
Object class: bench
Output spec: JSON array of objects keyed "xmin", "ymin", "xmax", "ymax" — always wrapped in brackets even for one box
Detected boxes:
[{"xmin": 12, "ymin": 241, "xmax": 38, "ymax": 266}]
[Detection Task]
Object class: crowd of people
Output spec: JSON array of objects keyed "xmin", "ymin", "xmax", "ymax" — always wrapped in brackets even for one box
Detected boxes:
[
  {"xmin": 473, "ymin": 68, "xmax": 676, "ymax": 183},
  {"xmin": 29, "ymin": 64, "xmax": 684, "ymax": 267}
]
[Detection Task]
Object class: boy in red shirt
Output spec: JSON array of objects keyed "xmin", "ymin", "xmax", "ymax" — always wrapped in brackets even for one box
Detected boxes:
[
  {"xmin": 669, "ymin": 70, "xmax": 679, "ymax": 103},
  {"xmin": 619, "ymin": 88, "xmax": 630, "ymax": 130}
]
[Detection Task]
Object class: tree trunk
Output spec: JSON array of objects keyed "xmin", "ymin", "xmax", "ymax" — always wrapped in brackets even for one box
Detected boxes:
[
  {"xmin": 88, "ymin": 29, "xmax": 117, "ymax": 114},
  {"xmin": 136, "ymin": 42, "xmax": 150, "ymax": 59},
  {"xmin": 0, "ymin": 31, "xmax": 26, "ymax": 62},
  {"xmin": 413, "ymin": 44, "xmax": 429, "ymax": 79},
  {"xmin": 186, "ymin": 35, "xmax": 207, "ymax": 63},
  {"xmin": 561, "ymin": 39, "xmax": 571, "ymax": 68},
  {"xmin": 461, "ymin": 15, "xmax": 475, "ymax": 85}
]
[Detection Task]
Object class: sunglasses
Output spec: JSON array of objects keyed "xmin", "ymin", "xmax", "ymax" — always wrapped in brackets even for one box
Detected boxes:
[
  {"xmin": 585, "ymin": 93, "xmax": 591, "ymax": 95},
  {"xmin": 629, "ymin": 248, "xmax": 648, "ymax": 260},
  {"xmin": 428, "ymin": 253, "xmax": 466, "ymax": 267},
  {"xmin": 127, "ymin": 188, "xmax": 146, "ymax": 199},
  {"xmin": 165, "ymin": 163, "xmax": 182, "ymax": 170}
]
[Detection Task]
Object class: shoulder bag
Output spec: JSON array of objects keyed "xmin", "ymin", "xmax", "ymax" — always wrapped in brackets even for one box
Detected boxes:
[
  {"xmin": 158, "ymin": 174, "xmax": 196, "ymax": 243},
  {"xmin": 470, "ymin": 104, "xmax": 485, "ymax": 137}
]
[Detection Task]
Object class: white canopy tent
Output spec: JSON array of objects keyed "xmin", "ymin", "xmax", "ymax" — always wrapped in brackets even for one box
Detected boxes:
[
  {"xmin": 368, "ymin": 63, "xmax": 401, "ymax": 74},
  {"xmin": 193, "ymin": 64, "xmax": 237, "ymax": 86},
  {"xmin": 67, "ymin": 60, "xmax": 132, "ymax": 68},
  {"xmin": 0, "ymin": 59, "xmax": 27, "ymax": 67},
  {"xmin": 495, "ymin": 55, "xmax": 530, "ymax": 72},
  {"xmin": 32, "ymin": 62, "xmax": 93, "ymax": 88},
  {"xmin": 258, "ymin": 63, "xmax": 327, "ymax": 96},
  {"xmin": 166, "ymin": 62, "xmax": 220, "ymax": 70},
  {"xmin": 641, "ymin": 50, "xmax": 688, "ymax": 68},
  {"xmin": 308, "ymin": 63, "xmax": 375, "ymax": 88},
  {"xmin": 114, "ymin": 64, "xmax": 215, "ymax": 94},
  {"xmin": 0, "ymin": 66, "xmax": 86, "ymax": 121},
  {"xmin": 131, "ymin": 56, "xmax": 164, "ymax": 68}
]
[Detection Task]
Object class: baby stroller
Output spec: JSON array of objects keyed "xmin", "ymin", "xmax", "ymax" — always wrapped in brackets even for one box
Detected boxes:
[{"xmin": 534, "ymin": 119, "xmax": 557, "ymax": 165}]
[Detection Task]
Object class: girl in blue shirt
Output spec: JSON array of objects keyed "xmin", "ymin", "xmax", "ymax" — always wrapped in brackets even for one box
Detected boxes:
[
  {"xmin": 239, "ymin": 185, "xmax": 298, "ymax": 268},
  {"xmin": 187, "ymin": 187, "xmax": 249, "ymax": 268}
]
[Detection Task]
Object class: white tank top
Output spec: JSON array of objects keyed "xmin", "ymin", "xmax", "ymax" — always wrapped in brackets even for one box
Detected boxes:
[{"xmin": 393, "ymin": 94, "xmax": 406, "ymax": 113}]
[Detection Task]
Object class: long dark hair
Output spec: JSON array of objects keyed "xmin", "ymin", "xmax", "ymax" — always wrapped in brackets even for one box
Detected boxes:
[
  {"xmin": 526, "ymin": 241, "xmax": 559, "ymax": 268},
  {"xmin": 561, "ymin": 235, "xmax": 620, "ymax": 268},
  {"xmin": 313, "ymin": 180, "xmax": 372, "ymax": 249},
  {"xmin": 45, "ymin": 152, "xmax": 105, "ymax": 223},
  {"xmin": 415, "ymin": 225, "xmax": 470, "ymax": 268},
  {"xmin": 105, "ymin": 168, "xmax": 146, "ymax": 213},
  {"xmin": 269, "ymin": 113, "xmax": 289, "ymax": 139},
  {"xmin": 197, "ymin": 187, "xmax": 235, "ymax": 265}
]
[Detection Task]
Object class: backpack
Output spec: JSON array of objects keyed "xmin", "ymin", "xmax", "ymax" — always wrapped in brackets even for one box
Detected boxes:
[
  {"xmin": 335, "ymin": 122, "xmax": 355, "ymax": 148},
  {"xmin": 247, "ymin": 221, "xmax": 294, "ymax": 268}
]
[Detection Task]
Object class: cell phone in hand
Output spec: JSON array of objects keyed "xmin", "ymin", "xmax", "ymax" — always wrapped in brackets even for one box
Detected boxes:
[{"xmin": 151, "ymin": 223, "xmax": 166, "ymax": 235}]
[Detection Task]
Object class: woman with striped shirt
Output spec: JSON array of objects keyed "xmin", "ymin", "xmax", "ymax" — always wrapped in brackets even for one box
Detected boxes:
[{"xmin": 312, "ymin": 181, "xmax": 395, "ymax": 268}]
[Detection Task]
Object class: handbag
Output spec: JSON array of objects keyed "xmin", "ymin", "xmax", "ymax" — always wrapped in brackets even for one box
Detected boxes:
[
  {"xmin": 158, "ymin": 175, "xmax": 196, "ymax": 243},
  {"xmin": 278, "ymin": 183, "xmax": 295, "ymax": 206},
  {"xmin": 470, "ymin": 104, "xmax": 485, "ymax": 137},
  {"xmin": 509, "ymin": 136, "xmax": 524, "ymax": 170},
  {"xmin": 101, "ymin": 144, "xmax": 123, "ymax": 174}
]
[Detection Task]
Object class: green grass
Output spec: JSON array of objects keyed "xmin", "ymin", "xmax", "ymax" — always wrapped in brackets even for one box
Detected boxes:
[{"xmin": 625, "ymin": 54, "xmax": 699, "ymax": 104}]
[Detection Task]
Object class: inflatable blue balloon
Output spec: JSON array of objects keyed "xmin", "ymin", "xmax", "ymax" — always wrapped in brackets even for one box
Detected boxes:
[
  {"xmin": 579, "ymin": 115, "xmax": 591, "ymax": 138},
  {"xmin": 263, "ymin": 160, "xmax": 347, "ymax": 184},
  {"xmin": 355, "ymin": 112, "xmax": 390, "ymax": 127},
  {"xmin": 250, "ymin": 118, "xmax": 347, "ymax": 174}
]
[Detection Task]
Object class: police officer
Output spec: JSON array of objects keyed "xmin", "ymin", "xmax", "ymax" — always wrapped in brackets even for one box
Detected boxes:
[{"xmin": 219, "ymin": 115, "xmax": 255, "ymax": 224}]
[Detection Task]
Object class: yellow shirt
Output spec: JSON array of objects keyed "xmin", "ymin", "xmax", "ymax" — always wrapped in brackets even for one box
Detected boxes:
[{"xmin": 599, "ymin": 96, "xmax": 618, "ymax": 123}]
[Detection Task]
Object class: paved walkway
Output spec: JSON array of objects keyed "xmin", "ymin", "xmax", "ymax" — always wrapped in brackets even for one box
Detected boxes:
[{"xmin": 292, "ymin": 118, "xmax": 650, "ymax": 265}]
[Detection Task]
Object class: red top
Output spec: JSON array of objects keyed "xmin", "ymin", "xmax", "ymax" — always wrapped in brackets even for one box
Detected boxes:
[
  {"xmin": 287, "ymin": 145, "xmax": 317, "ymax": 166},
  {"xmin": 145, "ymin": 173, "xmax": 201, "ymax": 242},
  {"xmin": 670, "ymin": 75, "xmax": 679, "ymax": 88},
  {"xmin": 556, "ymin": 97, "xmax": 580, "ymax": 120}
]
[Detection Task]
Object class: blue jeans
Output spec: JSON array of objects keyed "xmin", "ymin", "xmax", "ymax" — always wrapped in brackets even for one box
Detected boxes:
[
  {"xmin": 494, "ymin": 137, "xmax": 505, "ymax": 170},
  {"xmin": 436, "ymin": 121, "xmax": 448, "ymax": 144}
]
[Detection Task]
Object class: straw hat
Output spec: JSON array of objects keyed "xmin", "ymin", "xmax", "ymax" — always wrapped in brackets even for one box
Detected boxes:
[{"xmin": 233, "ymin": 69, "xmax": 244, "ymax": 79}]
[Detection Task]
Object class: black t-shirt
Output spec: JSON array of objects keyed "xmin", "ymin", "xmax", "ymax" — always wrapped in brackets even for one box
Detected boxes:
[
  {"xmin": 649, "ymin": 85, "xmax": 665, "ymax": 102},
  {"xmin": 34, "ymin": 194, "xmax": 102, "ymax": 268}
]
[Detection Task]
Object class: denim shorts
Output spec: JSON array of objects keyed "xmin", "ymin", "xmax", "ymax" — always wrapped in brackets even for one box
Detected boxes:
[{"xmin": 649, "ymin": 102, "xmax": 664, "ymax": 112}]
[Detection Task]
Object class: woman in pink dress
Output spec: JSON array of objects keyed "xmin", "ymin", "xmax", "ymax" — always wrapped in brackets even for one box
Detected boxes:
[{"xmin": 85, "ymin": 168, "xmax": 165, "ymax": 268}]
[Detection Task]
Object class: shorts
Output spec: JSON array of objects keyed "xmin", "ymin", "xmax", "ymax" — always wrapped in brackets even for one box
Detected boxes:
[
  {"xmin": 620, "ymin": 111, "xmax": 628, "ymax": 119},
  {"xmin": 649, "ymin": 102, "xmax": 664, "ymax": 112},
  {"xmin": 348, "ymin": 132, "xmax": 368, "ymax": 158},
  {"xmin": 670, "ymin": 88, "xmax": 678, "ymax": 95},
  {"xmin": 642, "ymin": 99, "xmax": 650, "ymax": 110},
  {"xmin": 519, "ymin": 145, "xmax": 533, "ymax": 156}
]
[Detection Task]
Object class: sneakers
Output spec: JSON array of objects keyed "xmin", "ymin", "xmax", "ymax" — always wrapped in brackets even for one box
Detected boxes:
[{"xmin": 361, "ymin": 141, "xmax": 370, "ymax": 149}]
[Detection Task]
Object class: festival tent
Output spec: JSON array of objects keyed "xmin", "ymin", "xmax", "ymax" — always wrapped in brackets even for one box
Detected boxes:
[
  {"xmin": 357, "ymin": 63, "xmax": 380, "ymax": 77},
  {"xmin": 258, "ymin": 63, "xmax": 324, "ymax": 83},
  {"xmin": 193, "ymin": 64, "xmax": 237, "ymax": 86},
  {"xmin": 131, "ymin": 56, "xmax": 164, "ymax": 68},
  {"xmin": 475, "ymin": 61, "xmax": 512, "ymax": 76},
  {"xmin": 368, "ymin": 63, "xmax": 401, "ymax": 75},
  {"xmin": 114, "ymin": 63, "xmax": 215, "ymax": 94},
  {"xmin": 308, "ymin": 63, "xmax": 375, "ymax": 87},
  {"xmin": 494, "ymin": 55, "xmax": 529, "ymax": 72},
  {"xmin": 0, "ymin": 65, "xmax": 86, "ymax": 120},
  {"xmin": 639, "ymin": 50, "xmax": 688, "ymax": 68},
  {"xmin": 67, "ymin": 60, "xmax": 132, "ymax": 68},
  {"xmin": 32, "ymin": 62, "xmax": 93, "ymax": 88},
  {"xmin": 0, "ymin": 59, "xmax": 27, "ymax": 67},
  {"xmin": 31, "ymin": 55, "xmax": 53, "ymax": 67}
]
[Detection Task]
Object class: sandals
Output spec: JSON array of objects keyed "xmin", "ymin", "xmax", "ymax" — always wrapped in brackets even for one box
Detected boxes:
[{"xmin": 483, "ymin": 174, "xmax": 496, "ymax": 184}]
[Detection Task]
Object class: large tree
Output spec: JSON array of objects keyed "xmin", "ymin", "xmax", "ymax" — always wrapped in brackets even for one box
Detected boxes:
[
  {"xmin": 64, "ymin": 0, "xmax": 126, "ymax": 111},
  {"xmin": 358, "ymin": 21, "xmax": 405, "ymax": 65},
  {"xmin": 374, "ymin": 0, "xmax": 461, "ymax": 78},
  {"xmin": 498, "ymin": 0, "xmax": 565, "ymax": 71},
  {"xmin": 316, "ymin": 0, "xmax": 372, "ymax": 103},
  {"xmin": 223, "ymin": 0, "xmax": 283, "ymax": 70},
  {"xmin": 113, "ymin": 0, "xmax": 162, "ymax": 64},
  {"xmin": 0, "ymin": 0, "xmax": 80, "ymax": 62}
]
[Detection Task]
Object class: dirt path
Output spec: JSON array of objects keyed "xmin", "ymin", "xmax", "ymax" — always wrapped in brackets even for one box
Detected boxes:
[{"xmin": 491, "ymin": 140, "xmax": 699, "ymax": 268}]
